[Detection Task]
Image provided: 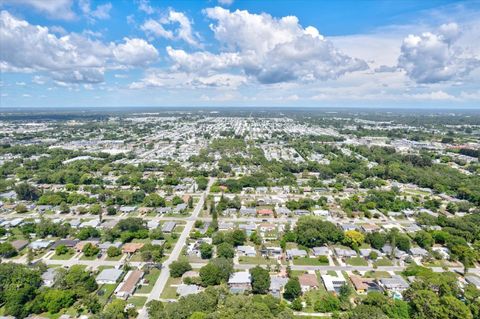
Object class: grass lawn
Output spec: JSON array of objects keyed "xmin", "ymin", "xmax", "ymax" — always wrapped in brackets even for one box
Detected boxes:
[
  {"xmin": 326, "ymin": 270, "xmax": 337, "ymax": 276},
  {"xmin": 346, "ymin": 257, "xmax": 368, "ymax": 266},
  {"xmin": 374, "ymin": 258, "xmax": 393, "ymax": 267},
  {"xmin": 127, "ymin": 296, "xmax": 147, "ymax": 308},
  {"xmin": 364, "ymin": 271, "xmax": 391, "ymax": 279},
  {"xmin": 293, "ymin": 257, "xmax": 329, "ymax": 266},
  {"xmin": 50, "ymin": 252, "xmax": 74, "ymax": 260},
  {"xmin": 136, "ymin": 269, "xmax": 161, "ymax": 294},
  {"xmin": 97, "ymin": 284, "xmax": 118, "ymax": 305},
  {"xmin": 80, "ymin": 254, "xmax": 98, "ymax": 260},
  {"xmin": 160, "ymin": 277, "xmax": 182, "ymax": 299},
  {"xmin": 238, "ymin": 255, "xmax": 277, "ymax": 265},
  {"xmin": 105, "ymin": 254, "xmax": 123, "ymax": 261}
]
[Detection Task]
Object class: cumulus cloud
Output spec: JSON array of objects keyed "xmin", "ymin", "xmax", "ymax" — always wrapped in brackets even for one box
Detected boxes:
[
  {"xmin": 218, "ymin": 0, "xmax": 234, "ymax": 6},
  {"xmin": 163, "ymin": 7, "xmax": 367, "ymax": 85},
  {"xmin": 0, "ymin": 0, "xmax": 75, "ymax": 20},
  {"xmin": 142, "ymin": 9, "xmax": 200, "ymax": 47},
  {"xmin": 113, "ymin": 38, "xmax": 159, "ymax": 66},
  {"xmin": 398, "ymin": 23, "xmax": 480, "ymax": 83},
  {"xmin": 79, "ymin": 0, "xmax": 112, "ymax": 21},
  {"xmin": 0, "ymin": 10, "xmax": 158, "ymax": 84},
  {"xmin": 129, "ymin": 69, "xmax": 246, "ymax": 89}
]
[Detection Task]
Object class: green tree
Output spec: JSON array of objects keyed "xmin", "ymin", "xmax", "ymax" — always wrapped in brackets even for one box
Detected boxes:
[
  {"xmin": 107, "ymin": 246, "xmax": 121, "ymax": 258},
  {"xmin": 283, "ymin": 278, "xmax": 301, "ymax": 300},
  {"xmin": 250, "ymin": 266, "xmax": 270, "ymax": 294},
  {"xmin": 199, "ymin": 243, "xmax": 213, "ymax": 259},
  {"xmin": 170, "ymin": 260, "xmax": 193, "ymax": 278},
  {"xmin": 216, "ymin": 242, "xmax": 235, "ymax": 259},
  {"xmin": 199, "ymin": 258, "xmax": 233, "ymax": 286},
  {"xmin": 0, "ymin": 242, "xmax": 17, "ymax": 258},
  {"xmin": 82, "ymin": 243, "xmax": 100, "ymax": 257}
]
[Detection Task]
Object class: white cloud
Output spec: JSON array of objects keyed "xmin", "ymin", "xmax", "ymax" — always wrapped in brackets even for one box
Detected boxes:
[
  {"xmin": 398, "ymin": 23, "xmax": 480, "ymax": 83},
  {"xmin": 113, "ymin": 38, "xmax": 158, "ymax": 66},
  {"xmin": 141, "ymin": 9, "xmax": 200, "ymax": 47},
  {"xmin": 79, "ymin": 0, "xmax": 112, "ymax": 21},
  {"xmin": 218, "ymin": 0, "xmax": 234, "ymax": 6},
  {"xmin": 164, "ymin": 7, "xmax": 367, "ymax": 85},
  {"xmin": 407, "ymin": 90, "xmax": 456, "ymax": 100},
  {"xmin": 0, "ymin": 0, "xmax": 75, "ymax": 20},
  {"xmin": 0, "ymin": 10, "xmax": 158, "ymax": 83},
  {"xmin": 129, "ymin": 69, "xmax": 246, "ymax": 89},
  {"xmin": 141, "ymin": 19, "xmax": 174, "ymax": 39},
  {"xmin": 137, "ymin": 0, "xmax": 154, "ymax": 15}
]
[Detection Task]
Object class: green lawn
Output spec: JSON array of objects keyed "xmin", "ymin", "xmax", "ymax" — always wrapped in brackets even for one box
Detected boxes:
[
  {"xmin": 97, "ymin": 284, "xmax": 118, "ymax": 305},
  {"xmin": 346, "ymin": 257, "xmax": 368, "ymax": 266},
  {"xmin": 293, "ymin": 257, "xmax": 329, "ymax": 266},
  {"xmin": 238, "ymin": 255, "xmax": 277, "ymax": 265},
  {"xmin": 127, "ymin": 296, "xmax": 147, "ymax": 308},
  {"xmin": 80, "ymin": 254, "xmax": 98, "ymax": 260},
  {"xmin": 160, "ymin": 277, "xmax": 182, "ymax": 299},
  {"xmin": 374, "ymin": 258, "xmax": 393, "ymax": 267},
  {"xmin": 50, "ymin": 252, "xmax": 74, "ymax": 260},
  {"xmin": 105, "ymin": 254, "xmax": 123, "ymax": 261},
  {"xmin": 136, "ymin": 269, "xmax": 161, "ymax": 294},
  {"xmin": 364, "ymin": 271, "xmax": 391, "ymax": 279}
]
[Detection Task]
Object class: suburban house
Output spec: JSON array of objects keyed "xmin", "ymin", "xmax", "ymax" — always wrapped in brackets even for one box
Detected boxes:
[
  {"xmin": 269, "ymin": 275, "xmax": 289, "ymax": 298},
  {"xmin": 312, "ymin": 246, "xmax": 331, "ymax": 256},
  {"xmin": 228, "ymin": 271, "xmax": 252, "ymax": 294},
  {"xmin": 176, "ymin": 284, "xmax": 200, "ymax": 297},
  {"xmin": 115, "ymin": 270, "xmax": 144, "ymax": 299},
  {"xmin": 96, "ymin": 269, "xmax": 123, "ymax": 285},
  {"xmin": 237, "ymin": 245, "xmax": 256, "ymax": 257},
  {"xmin": 162, "ymin": 221, "xmax": 176, "ymax": 233},
  {"xmin": 379, "ymin": 276, "xmax": 410, "ymax": 293},
  {"xmin": 321, "ymin": 274, "xmax": 346, "ymax": 293},
  {"xmin": 122, "ymin": 242, "xmax": 144, "ymax": 254},
  {"xmin": 299, "ymin": 273, "xmax": 319, "ymax": 292},
  {"xmin": 349, "ymin": 275, "xmax": 383, "ymax": 294},
  {"xmin": 286, "ymin": 248, "xmax": 307, "ymax": 259}
]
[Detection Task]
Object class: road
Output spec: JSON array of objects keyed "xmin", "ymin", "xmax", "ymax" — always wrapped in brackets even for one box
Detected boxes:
[{"xmin": 137, "ymin": 177, "xmax": 214, "ymax": 319}]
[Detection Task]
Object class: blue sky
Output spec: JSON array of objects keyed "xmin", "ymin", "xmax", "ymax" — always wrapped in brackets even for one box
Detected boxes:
[{"xmin": 1, "ymin": 0, "xmax": 479, "ymax": 108}]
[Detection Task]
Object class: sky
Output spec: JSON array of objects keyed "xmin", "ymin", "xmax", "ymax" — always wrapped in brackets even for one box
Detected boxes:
[{"xmin": 0, "ymin": 0, "xmax": 480, "ymax": 108}]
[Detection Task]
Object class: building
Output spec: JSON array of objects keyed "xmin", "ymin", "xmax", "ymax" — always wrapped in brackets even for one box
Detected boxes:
[
  {"xmin": 41, "ymin": 268, "xmax": 57, "ymax": 287},
  {"xmin": 176, "ymin": 284, "xmax": 200, "ymax": 297},
  {"xmin": 11, "ymin": 239, "xmax": 29, "ymax": 251},
  {"xmin": 349, "ymin": 275, "xmax": 382, "ymax": 294},
  {"xmin": 286, "ymin": 248, "xmax": 307, "ymax": 259},
  {"xmin": 321, "ymin": 274, "xmax": 346, "ymax": 293},
  {"xmin": 115, "ymin": 270, "xmax": 144, "ymax": 299},
  {"xmin": 299, "ymin": 273, "xmax": 319, "ymax": 292},
  {"xmin": 228, "ymin": 271, "xmax": 252, "ymax": 294},
  {"xmin": 312, "ymin": 246, "xmax": 331, "ymax": 256},
  {"xmin": 380, "ymin": 276, "xmax": 410, "ymax": 293},
  {"xmin": 96, "ymin": 269, "xmax": 123, "ymax": 285},
  {"xmin": 237, "ymin": 245, "xmax": 256, "ymax": 257},
  {"xmin": 29, "ymin": 240, "xmax": 52, "ymax": 250},
  {"xmin": 162, "ymin": 221, "xmax": 176, "ymax": 233},
  {"xmin": 269, "ymin": 275, "xmax": 289, "ymax": 298},
  {"xmin": 122, "ymin": 243, "xmax": 144, "ymax": 254}
]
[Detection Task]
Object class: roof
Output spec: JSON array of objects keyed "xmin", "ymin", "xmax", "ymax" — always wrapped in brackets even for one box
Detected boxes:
[
  {"xmin": 349, "ymin": 275, "xmax": 371, "ymax": 290},
  {"xmin": 299, "ymin": 274, "xmax": 318, "ymax": 287},
  {"xmin": 11, "ymin": 239, "xmax": 29, "ymax": 250},
  {"xmin": 162, "ymin": 221, "xmax": 176, "ymax": 232},
  {"xmin": 176, "ymin": 284, "xmax": 200, "ymax": 297},
  {"xmin": 228, "ymin": 271, "xmax": 251, "ymax": 284},
  {"xmin": 122, "ymin": 242, "xmax": 144, "ymax": 253},
  {"xmin": 51, "ymin": 239, "xmax": 79, "ymax": 249},
  {"xmin": 117, "ymin": 270, "xmax": 143, "ymax": 295},
  {"xmin": 96, "ymin": 269, "xmax": 123, "ymax": 283},
  {"xmin": 380, "ymin": 276, "xmax": 409, "ymax": 289}
]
